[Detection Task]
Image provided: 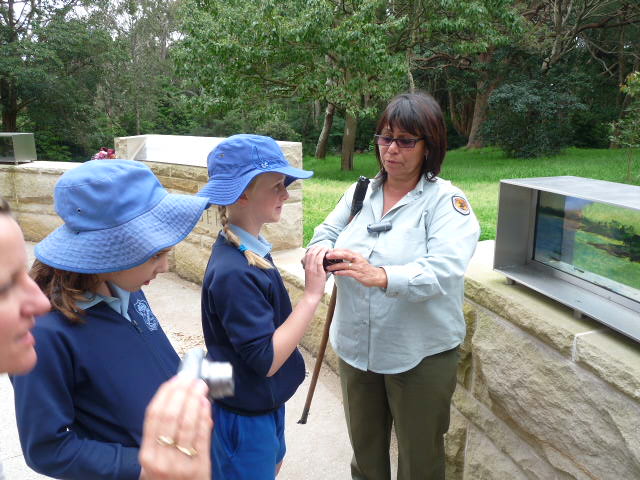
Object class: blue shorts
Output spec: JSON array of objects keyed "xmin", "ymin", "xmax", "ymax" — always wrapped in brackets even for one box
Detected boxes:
[{"xmin": 212, "ymin": 403, "xmax": 286, "ymax": 480}]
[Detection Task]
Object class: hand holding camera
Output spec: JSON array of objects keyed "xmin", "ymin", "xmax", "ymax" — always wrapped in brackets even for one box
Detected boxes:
[
  {"xmin": 139, "ymin": 349, "xmax": 234, "ymax": 480},
  {"xmin": 139, "ymin": 377, "xmax": 212, "ymax": 480},
  {"xmin": 177, "ymin": 348, "xmax": 234, "ymax": 401},
  {"xmin": 322, "ymin": 255, "xmax": 344, "ymax": 270}
]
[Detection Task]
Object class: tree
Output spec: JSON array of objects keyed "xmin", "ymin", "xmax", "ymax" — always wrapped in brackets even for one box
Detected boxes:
[
  {"xmin": 0, "ymin": 0, "xmax": 109, "ymax": 132},
  {"xmin": 531, "ymin": 0, "xmax": 640, "ymax": 74},
  {"xmin": 610, "ymin": 71, "xmax": 640, "ymax": 181},
  {"xmin": 21, "ymin": 14, "xmax": 117, "ymax": 158},
  {"xmin": 89, "ymin": 0, "xmax": 186, "ymax": 138},
  {"xmin": 411, "ymin": 0, "xmax": 640, "ymax": 149},
  {"xmin": 176, "ymin": 0, "xmax": 406, "ymax": 170},
  {"xmin": 383, "ymin": 0, "xmax": 525, "ymax": 148},
  {"xmin": 482, "ymin": 79, "xmax": 585, "ymax": 157}
]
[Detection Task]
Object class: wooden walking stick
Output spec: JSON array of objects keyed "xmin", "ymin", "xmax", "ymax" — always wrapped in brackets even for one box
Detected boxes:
[{"xmin": 298, "ymin": 175, "xmax": 370, "ymax": 424}]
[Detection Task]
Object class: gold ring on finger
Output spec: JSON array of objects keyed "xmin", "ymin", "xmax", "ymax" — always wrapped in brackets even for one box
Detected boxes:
[
  {"xmin": 175, "ymin": 444, "xmax": 198, "ymax": 458},
  {"xmin": 156, "ymin": 435, "xmax": 175, "ymax": 447}
]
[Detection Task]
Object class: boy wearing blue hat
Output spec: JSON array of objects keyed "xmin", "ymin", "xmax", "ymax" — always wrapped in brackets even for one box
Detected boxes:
[
  {"xmin": 11, "ymin": 159, "xmax": 209, "ymax": 480},
  {"xmin": 197, "ymin": 134, "xmax": 327, "ymax": 480}
]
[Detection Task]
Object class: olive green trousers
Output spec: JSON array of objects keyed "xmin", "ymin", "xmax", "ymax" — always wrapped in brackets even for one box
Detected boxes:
[{"xmin": 339, "ymin": 347, "xmax": 459, "ymax": 480}]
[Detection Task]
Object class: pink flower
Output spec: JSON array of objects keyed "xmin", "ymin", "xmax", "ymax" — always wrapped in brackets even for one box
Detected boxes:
[{"xmin": 91, "ymin": 148, "xmax": 117, "ymax": 160}]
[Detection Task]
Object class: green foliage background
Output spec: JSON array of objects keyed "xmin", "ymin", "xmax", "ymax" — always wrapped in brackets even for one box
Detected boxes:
[{"xmin": 0, "ymin": 0, "xmax": 638, "ymax": 162}]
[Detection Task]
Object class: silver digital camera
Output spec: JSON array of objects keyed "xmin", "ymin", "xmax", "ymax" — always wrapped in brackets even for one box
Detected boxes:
[{"xmin": 177, "ymin": 348, "xmax": 234, "ymax": 401}]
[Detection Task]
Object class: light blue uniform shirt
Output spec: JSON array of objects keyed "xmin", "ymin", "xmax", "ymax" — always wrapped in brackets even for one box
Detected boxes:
[
  {"xmin": 76, "ymin": 282, "xmax": 132, "ymax": 322},
  {"xmin": 308, "ymin": 174, "xmax": 480, "ymax": 374},
  {"xmin": 222, "ymin": 224, "xmax": 273, "ymax": 258}
]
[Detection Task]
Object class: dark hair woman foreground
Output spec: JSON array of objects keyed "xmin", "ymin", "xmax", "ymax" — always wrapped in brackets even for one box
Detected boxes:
[{"xmin": 309, "ymin": 91, "xmax": 480, "ymax": 480}]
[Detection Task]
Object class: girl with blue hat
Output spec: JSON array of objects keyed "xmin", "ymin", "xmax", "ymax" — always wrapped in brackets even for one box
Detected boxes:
[
  {"xmin": 11, "ymin": 159, "xmax": 210, "ymax": 479},
  {"xmin": 196, "ymin": 134, "xmax": 327, "ymax": 480}
]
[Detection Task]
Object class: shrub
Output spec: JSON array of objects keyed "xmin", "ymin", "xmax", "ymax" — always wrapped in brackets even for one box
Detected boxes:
[
  {"xmin": 34, "ymin": 131, "xmax": 73, "ymax": 162},
  {"xmin": 254, "ymin": 118, "xmax": 301, "ymax": 142},
  {"xmin": 570, "ymin": 109, "xmax": 612, "ymax": 149},
  {"xmin": 483, "ymin": 80, "xmax": 585, "ymax": 158}
]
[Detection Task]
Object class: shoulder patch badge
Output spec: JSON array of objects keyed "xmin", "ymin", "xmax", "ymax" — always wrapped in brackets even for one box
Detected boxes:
[
  {"xmin": 452, "ymin": 195, "xmax": 471, "ymax": 216},
  {"xmin": 134, "ymin": 298, "xmax": 159, "ymax": 331}
]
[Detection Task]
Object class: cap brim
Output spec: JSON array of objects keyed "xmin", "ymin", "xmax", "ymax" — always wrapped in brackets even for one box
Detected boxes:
[
  {"xmin": 197, "ymin": 166, "xmax": 313, "ymax": 206},
  {"xmin": 35, "ymin": 194, "xmax": 208, "ymax": 274},
  {"xmin": 196, "ymin": 172, "xmax": 253, "ymax": 206}
]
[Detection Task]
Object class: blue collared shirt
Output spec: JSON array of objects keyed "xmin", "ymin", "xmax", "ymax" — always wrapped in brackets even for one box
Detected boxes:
[
  {"xmin": 76, "ymin": 282, "xmax": 132, "ymax": 322},
  {"xmin": 222, "ymin": 224, "xmax": 273, "ymax": 258},
  {"xmin": 308, "ymin": 174, "xmax": 480, "ymax": 374}
]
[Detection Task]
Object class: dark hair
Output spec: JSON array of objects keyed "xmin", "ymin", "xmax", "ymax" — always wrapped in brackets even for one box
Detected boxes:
[
  {"xmin": 375, "ymin": 91, "xmax": 447, "ymax": 182},
  {"xmin": 30, "ymin": 260, "xmax": 100, "ymax": 324}
]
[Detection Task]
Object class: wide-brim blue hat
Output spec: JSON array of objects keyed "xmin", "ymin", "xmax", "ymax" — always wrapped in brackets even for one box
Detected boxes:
[
  {"xmin": 196, "ymin": 134, "xmax": 313, "ymax": 206},
  {"xmin": 35, "ymin": 159, "xmax": 208, "ymax": 274}
]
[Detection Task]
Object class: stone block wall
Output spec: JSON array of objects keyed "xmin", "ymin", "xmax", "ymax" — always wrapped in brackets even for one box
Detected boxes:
[
  {"xmin": 447, "ymin": 244, "xmax": 640, "ymax": 479},
  {"xmin": 0, "ymin": 138, "xmax": 305, "ymax": 283},
  {"xmin": 0, "ymin": 161, "xmax": 73, "ymax": 240}
]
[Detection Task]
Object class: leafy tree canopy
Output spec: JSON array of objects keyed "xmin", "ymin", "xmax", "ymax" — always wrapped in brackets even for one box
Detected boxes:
[{"xmin": 176, "ymin": 0, "xmax": 406, "ymax": 119}]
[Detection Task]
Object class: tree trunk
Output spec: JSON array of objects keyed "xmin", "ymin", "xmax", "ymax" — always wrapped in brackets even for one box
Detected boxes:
[
  {"xmin": 466, "ymin": 79, "xmax": 495, "ymax": 149},
  {"xmin": 1, "ymin": 108, "xmax": 17, "ymax": 132},
  {"xmin": 0, "ymin": 78, "xmax": 18, "ymax": 132},
  {"xmin": 447, "ymin": 88, "xmax": 474, "ymax": 138},
  {"xmin": 135, "ymin": 99, "xmax": 141, "ymax": 136},
  {"xmin": 341, "ymin": 111, "xmax": 357, "ymax": 171},
  {"xmin": 313, "ymin": 100, "xmax": 321, "ymax": 128},
  {"xmin": 407, "ymin": 49, "xmax": 415, "ymax": 93},
  {"xmin": 315, "ymin": 103, "xmax": 335, "ymax": 158}
]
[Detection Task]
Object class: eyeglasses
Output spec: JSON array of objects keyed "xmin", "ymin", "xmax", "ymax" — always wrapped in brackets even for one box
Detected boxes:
[{"xmin": 374, "ymin": 135, "xmax": 426, "ymax": 148}]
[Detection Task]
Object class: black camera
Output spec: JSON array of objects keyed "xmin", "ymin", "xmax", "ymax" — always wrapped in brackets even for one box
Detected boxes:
[
  {"xmin": 323, "ymin": 254, "xmax": 343, "ymax": 271},
  {"xmin": 177, "ymin": 348, "xmax": 234, "ymax": 401}
]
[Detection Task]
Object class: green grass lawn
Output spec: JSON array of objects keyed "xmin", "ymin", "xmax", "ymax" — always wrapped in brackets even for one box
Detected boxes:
[
  {"xmin": 301, "ymin": 147, "xmax": 640, "ymax": 244},
  {"xmin": 572, "ymin": 230, "xmax": 640, "ymax": 290}
]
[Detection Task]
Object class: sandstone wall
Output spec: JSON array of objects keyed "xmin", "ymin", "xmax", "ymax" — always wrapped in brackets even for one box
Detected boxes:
[
  {"xmin": 446, "ymin": 244, "xmax": 640, "ymax": 480},
  {"xmin": 0, "ymin": 138, "xmax": 304, "ymax": 283},
  {"xmin": 0, "ymin": 161, "xmax": 72, "ymax": 240}
]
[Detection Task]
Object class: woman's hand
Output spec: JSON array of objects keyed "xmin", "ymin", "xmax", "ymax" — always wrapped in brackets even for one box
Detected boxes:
[
  {"xmin": 325, "ymin": 248, "xmax": 388, "ymax": 289},
  {"xmin": 139, "ymin": 377, "xmax": 213, "ymax": 480},
  {"xmin": 302, "ymin": 245, "xmax": 329, "ymax": 301}
]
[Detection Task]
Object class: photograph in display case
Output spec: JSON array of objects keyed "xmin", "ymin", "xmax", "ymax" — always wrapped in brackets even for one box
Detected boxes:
[{"xmin": 534, "ymin": 191, "xmax": 640, "ymax": 304}]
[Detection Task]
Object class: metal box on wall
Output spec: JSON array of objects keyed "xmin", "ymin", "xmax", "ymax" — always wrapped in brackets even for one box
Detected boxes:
[
  {"xmin": 494, "ymin": 176, "xmax": 640, "ymax": 342},
  {"xmin": 0, "ymin": 132, "xmax": 37, "ymax": 164}
]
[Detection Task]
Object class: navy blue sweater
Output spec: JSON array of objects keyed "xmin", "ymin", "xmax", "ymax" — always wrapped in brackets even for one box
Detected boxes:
[
  {"xmin": 201, "ymin": 235, "xmax": 305, "ymax": 414},
  {"xmin": 11, "ymin": 290, "xmax": 179, "ymax": 480}
]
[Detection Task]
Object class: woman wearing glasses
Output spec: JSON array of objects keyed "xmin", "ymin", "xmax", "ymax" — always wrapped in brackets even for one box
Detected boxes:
[{"xmin": 308, "ymin": 92, "xmax": 480, "ymax": 480}]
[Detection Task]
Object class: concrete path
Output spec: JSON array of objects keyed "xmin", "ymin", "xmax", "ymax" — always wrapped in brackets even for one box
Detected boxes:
[{"xmin": 2, "ymin": 244, "xmax": 395, "ymax": 479}]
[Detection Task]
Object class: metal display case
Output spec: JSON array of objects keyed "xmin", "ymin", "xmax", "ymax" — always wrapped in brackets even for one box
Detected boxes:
[
  {"xmin": 0, "ymin": 133, "xmax": 37, "ymax": 164},
  {"xmin": 494, "ymin": 176, "xmax": 640, "ymax": 342}
]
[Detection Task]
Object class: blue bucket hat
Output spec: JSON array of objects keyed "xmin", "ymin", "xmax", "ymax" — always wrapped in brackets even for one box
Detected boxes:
[
  {"xmin": 35, "ymin": 159, "xmax": 208, "ymax": 274},
  {"xmin": 196, "ymin": 134, "xmax": 313, "ymax": 206}
]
